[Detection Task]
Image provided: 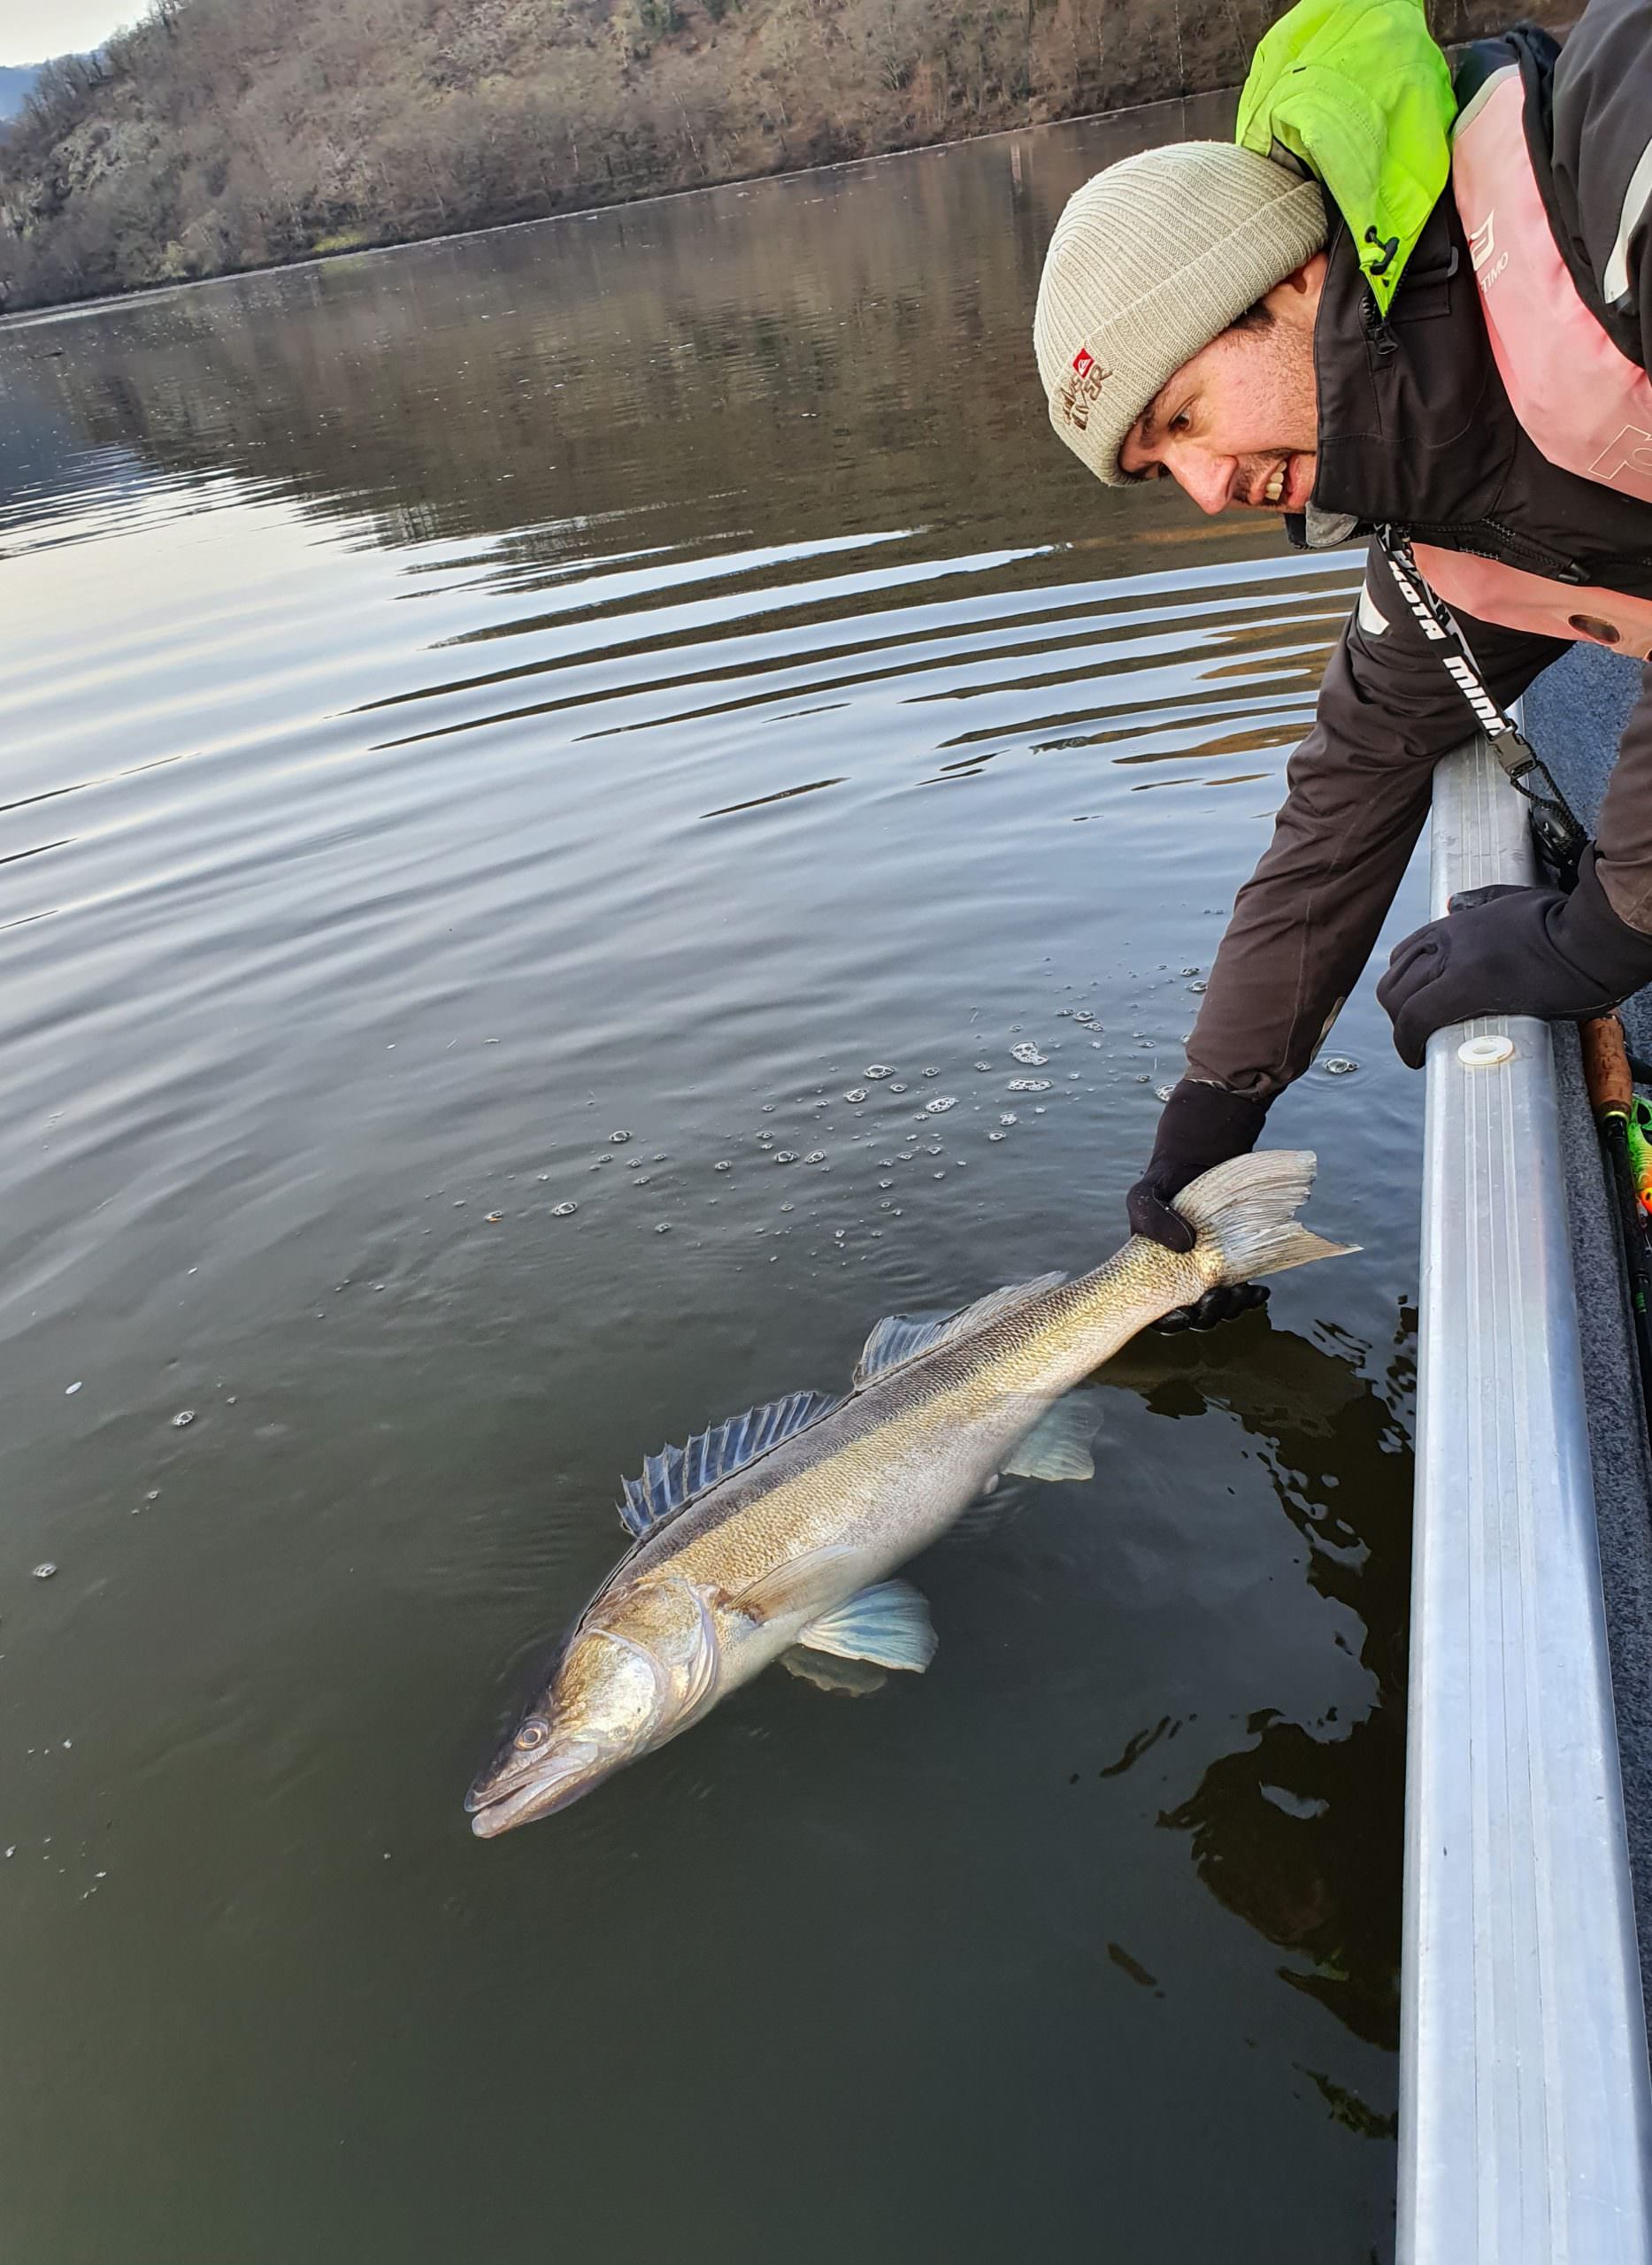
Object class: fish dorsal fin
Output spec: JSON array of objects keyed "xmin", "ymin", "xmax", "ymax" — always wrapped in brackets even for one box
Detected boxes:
[
  {"xmin": 617, "ymin": 1388, "xmax": 842, "ymax": 1540},
  {"xmin": 852, "ymin": 1271, "xmax": 1067, "ymax": 1389}
]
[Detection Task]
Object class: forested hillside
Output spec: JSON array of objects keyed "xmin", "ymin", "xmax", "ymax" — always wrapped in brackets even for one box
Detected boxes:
[{"xmin": 0, "ymin": 0, "xmax": 1547, "ymax": 311}]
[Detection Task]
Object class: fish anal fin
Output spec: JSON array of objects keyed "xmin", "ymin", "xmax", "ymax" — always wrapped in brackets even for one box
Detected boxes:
[
  {"xmin": 796, "ymin": 1579, "xmax": 937, "ymax": 1673},
  {"xmin": 617, "ymin": 1388, "xmax": 842, "ymax": 1539},
  {"xmin": 852, "ymin": 1272, "xmax": 1067, "ymax": 1389},
  {"xmin": 1001, "ymin": 1391, "xmax": 1103, "ymax": 1483}
]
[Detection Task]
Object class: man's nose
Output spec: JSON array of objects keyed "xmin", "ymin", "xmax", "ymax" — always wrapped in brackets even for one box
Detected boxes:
[{"xmin": 1166, "ymin": 449, "xmax": 1234, "ymax": 517}]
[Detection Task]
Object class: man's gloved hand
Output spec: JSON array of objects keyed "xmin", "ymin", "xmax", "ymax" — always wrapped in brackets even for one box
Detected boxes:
[
  {"xmin": 1377, "ymin": 848, "xmax": 1652, "ymax": 1071},
  {"xmin": 1127, "ymin": 1078, "xmax": 1272, "ymax": 1332}
]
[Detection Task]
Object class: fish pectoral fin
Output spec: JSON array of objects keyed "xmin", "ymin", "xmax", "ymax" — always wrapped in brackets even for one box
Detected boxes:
[
  {"xmin": 780, "ymin": 1648, "xmax": 890, "ymax": 1697},
  {"xmin": 1001, "ymin": 1391, "xmax": 1103, "ymax": 1483},
  {"xmin": 796, "ymin": 1579, "xmax": 938, "ymax": 1674},
  {"xmin": 729, "ymin": 1547, "xmax": 870, "ymax": 1628}
]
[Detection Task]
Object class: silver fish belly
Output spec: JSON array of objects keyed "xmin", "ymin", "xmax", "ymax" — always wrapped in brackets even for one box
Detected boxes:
[{"xmin": 465, "ymin": 1149, "xmax": 1353, "ymax": 1834}]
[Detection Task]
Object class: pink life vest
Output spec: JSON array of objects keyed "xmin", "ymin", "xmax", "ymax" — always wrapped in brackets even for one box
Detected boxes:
[{"xmin": 1410, "ymin": 64, "xmax": 1652, "ymax": 660}]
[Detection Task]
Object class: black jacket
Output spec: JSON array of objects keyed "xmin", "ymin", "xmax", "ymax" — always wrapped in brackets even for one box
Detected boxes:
[{"xmin": 1186, "ymin": 0, "xmax": 1652, "ymax": 1102}]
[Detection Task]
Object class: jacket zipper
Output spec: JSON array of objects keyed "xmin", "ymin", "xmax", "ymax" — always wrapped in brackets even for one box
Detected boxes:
[{"xmin": 1404, "ymin": 518, "xmax": 1594, "ymax": 585}]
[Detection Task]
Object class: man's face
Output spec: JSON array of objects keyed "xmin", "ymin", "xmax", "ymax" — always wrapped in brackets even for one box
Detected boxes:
[{"xmin": 1116, "ymin": 254, "xmax": 1327, "ymax": 515}]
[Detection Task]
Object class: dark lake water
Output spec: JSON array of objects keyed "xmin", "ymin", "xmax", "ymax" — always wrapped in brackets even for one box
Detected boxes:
[{"xmin": 0, "ymin": 94, "xmax": 1421, "ymax": 2265}]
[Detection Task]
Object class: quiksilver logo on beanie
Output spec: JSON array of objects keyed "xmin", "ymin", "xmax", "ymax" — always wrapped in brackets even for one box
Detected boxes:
[{"xmin": 1057, "ymin": 347, "xmax": 1111, "ymax": 431}]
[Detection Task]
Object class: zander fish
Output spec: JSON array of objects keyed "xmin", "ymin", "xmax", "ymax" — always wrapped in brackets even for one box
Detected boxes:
[{"xmin": 466, "ymin": 1149, "xmax": 1353, "ymax": 1836}]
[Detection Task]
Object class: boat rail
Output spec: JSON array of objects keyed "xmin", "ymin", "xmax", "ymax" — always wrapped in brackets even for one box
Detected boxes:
[{"xmin": 1401, "ymin": 731, "xmax": 1652, "ymax": 2261}]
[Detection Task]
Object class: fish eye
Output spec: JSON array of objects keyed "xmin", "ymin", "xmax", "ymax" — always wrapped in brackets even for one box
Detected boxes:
[{"xmin": 515, "ymin": 1720, "xmax": 549, "ymax": 1751}]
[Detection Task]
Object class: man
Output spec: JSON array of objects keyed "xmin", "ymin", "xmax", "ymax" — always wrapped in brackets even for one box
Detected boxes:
[{"xmin": 1033, "ymin": 0, "xmax": 1652, "ymax": 1316}]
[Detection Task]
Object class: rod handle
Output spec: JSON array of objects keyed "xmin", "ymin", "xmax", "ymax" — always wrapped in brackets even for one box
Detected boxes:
[{"xmin": 1582, "ymin": 1012, "xmax": 1634, "ymax": 1119}]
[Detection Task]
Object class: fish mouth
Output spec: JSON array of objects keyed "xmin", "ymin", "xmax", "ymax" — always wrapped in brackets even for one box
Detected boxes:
[{"xmin": 465, "ymin": 1740, "xmax": 605, "ymax": 1838}]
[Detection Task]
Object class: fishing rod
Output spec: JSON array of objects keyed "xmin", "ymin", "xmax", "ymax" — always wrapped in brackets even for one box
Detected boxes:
[{"xmin": 1580, "ymin": 1011, "xmax": 1652, "ymax": 1436}]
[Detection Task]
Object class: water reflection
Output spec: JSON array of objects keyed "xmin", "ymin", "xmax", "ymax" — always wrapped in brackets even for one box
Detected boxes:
[
  {"xmin": 0, "ymin": 94, "xmax": 1415, "ymax": 2265},
  {"xmin": 1107, "ymin": 1309, "xmax": 1413, "ymax": 2056}
]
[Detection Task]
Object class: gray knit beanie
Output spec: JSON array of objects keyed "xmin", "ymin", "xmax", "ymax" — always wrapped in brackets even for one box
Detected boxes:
[{"xmin": 1033, "ymin": 143, "xmax": 1328, "ymax": 488}]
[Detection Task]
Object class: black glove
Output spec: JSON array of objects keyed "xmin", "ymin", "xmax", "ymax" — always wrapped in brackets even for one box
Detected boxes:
[
  {"xmin": 1128, "ymin": 1079, "xmax": 1273, "ymax": 1331},
  {"xmin": 1376, "ymin": 847, "xmax": 1652, "ymax": 1071}
]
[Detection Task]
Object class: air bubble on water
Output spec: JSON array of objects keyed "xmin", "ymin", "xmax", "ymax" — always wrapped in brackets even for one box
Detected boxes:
[
  {"xmin": 780, "ymin": 1202, "xmax": 794, "ymax": 1214},
  {"xmin": 1156, "ymin": 1086, "xmax": 1176, "ymax": 1102},
  {"xmin": 610, "ymin": 1131, "xmax": 632, "ymax": 1145},
  {"xmin": 1069, "ymin": 1072, "xmax": 1080, "ymax": 1081},
  {"xmin": 551, "ymin": 1202, "xmax": 578, "ymax": 1217},
  {"xmin": 1181, "ymin": 967, "xmax": 1201, "ymax": 979},
  {"xmin": 922, "ymin": 1067, "xmax": 941, "ymax": 1079},
  {"xmin": 864, "ymin": 1066, "xmax": 894, "ymax": 1080},
  {"xmin": 988, "ymin": 1132, "xmax": 1006, "ymax": 1142},
  {"xmin": 172, "ymin": 1410, "xmax": 196, "ymax": 1429},
  {"xmin": 1091, "ymin": 1040, "xmax": 1103, "ymax": 1049},
  {"xmin": 655, "ymin": 1223, "xmax": 672, "ymax": 1233},
  {"xmin": 973, "ymin": 1062, "xmax": 992, "ymax": 1072},
  {"xmin": 1008, "ymin": 1078, "xmax": 1051, "ymax": 1094},
  {"xmin": 803, "ymin": 1151, "xmax": 826, "ymax": 1165},
  {"xmin": 626, "ymin": 1157, "xmax": 641, "ymax": 1169},
  {"xmin": 1187, "ymin": 980, "xmax": 1207, "ymax": 994},
  {"xmin": 926, "ymin": 1144, "xmax": 943, "ymax": 1156},
  {"xmin": 879, "ymin": 1179, "xmax": 893, "ymax": 1189},
  {"xmin": 923, "ymin": 1097, "xmax": 957, "ymax": 1116},
  {"xmin": 761, "ymin": 1104, "xmax": 775, "ymax": 1113},
  {"xmin": 774, "ymin": 1151, "xmax": 797, "ymax": 1165},
  {"xmin": 65, "ymin": 1382, "xmax": 81, "ymax": 1396},
  {"xmin": 888, "ymin": 1084, "xmax": 908, "ymax": 1094},
  {"xmin": 1133, "ymin": 1074, "xmax": 1151, "ymax": 1085},
  {"xmin": 1000, "ymin": 1112, "xmax": 1018, "ymax": 1125},
  {"xmin": 934, "ymin": 1171, "xmax": 946, "ymax": 1179},
  {"xmin": 1010, "ymin": 1043, "xmax": 1048, "ymax": 1065},
  {"xmin": 714, "ymin": 1161, "xmax": 732, "ymax": 1173},
  {"xmin": 844, "ymin": 1089, "xmax": 868, "ymax": 1103},
  {"xmin": 33, "ymin": 1564, "xmax": 55, "ymax": 1581},
  {"xmin": 1323, "ymin": 1056, "xmax": 1360, "ymax": 1076}
]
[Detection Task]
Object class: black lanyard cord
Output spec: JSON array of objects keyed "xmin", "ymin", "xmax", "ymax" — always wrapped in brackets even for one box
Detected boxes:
[{"xmin": 1378, "ymin": 527, "xmax": 1591, "ymax": 888}]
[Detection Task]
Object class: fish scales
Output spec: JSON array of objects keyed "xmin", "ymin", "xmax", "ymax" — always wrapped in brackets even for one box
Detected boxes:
[
  {"xmin": 465, "ymin": 1150, "xmax": 1354, "ymax": 1833},
  {"xmin": 612, "ymin": 1242, "xmax": 1176, "ymax": 1599}
]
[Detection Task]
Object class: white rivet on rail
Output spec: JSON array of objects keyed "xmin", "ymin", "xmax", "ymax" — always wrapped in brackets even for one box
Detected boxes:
[{"xmin": 1457, "ymin": 1032, "xmax": 1517, "ymax": 1068}]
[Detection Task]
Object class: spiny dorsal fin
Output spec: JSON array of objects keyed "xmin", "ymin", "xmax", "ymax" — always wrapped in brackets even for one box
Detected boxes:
[
  {"xmin": 852, "ymin": 1271, "xmax": 1067, "ymax": 1390},
  {"xmin": 617, "ymin": 1388, "xmax": 842, "ymax": 1540}
]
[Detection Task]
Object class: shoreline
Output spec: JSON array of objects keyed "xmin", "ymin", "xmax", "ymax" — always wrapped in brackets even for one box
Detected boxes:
[{"xmin": 0, "ymin": 83, "xmax": 1237, "ymax": 329}]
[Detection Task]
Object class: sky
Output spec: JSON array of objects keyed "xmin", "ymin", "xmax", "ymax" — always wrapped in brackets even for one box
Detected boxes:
[{"xmin": 0, "ymin": 0, "xmax": 142, "ymax": 65}]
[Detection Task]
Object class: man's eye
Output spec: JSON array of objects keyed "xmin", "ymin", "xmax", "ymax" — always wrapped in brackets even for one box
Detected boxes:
[{"xmin": 1171, "ymin": 410, "xmax": 1191, "ymax": 434}]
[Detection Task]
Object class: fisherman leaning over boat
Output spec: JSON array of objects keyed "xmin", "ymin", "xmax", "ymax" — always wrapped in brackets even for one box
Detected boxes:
[{"xmin": 1033, "ymin": 0, "xmax": 1652, "ymax": 1306}]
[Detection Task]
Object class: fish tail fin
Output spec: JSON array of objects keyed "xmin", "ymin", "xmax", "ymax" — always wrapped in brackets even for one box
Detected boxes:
[{"xmin": 1173, "ymin": 1149, "xmax": 1358, "ymax": 1286}]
